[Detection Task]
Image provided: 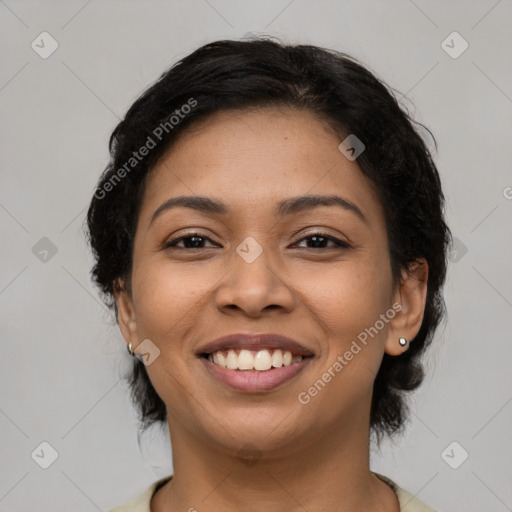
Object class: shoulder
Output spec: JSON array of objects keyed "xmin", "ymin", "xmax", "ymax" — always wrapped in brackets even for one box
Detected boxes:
[
  {"xmin": 108, "ymin": 473, "xmax": 437, "ymax": 512},
  {"xmin": 107, "ymin": 475, "xmax": 173, "ymax": 512},
  {"xmin": 372, "ymin": 472, "xmax": 438, "ymax": 512}
]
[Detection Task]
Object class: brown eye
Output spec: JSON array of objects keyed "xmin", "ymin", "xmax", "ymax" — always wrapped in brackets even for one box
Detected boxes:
[
  {"xmin": 164, "ymin": 233, "xmax": 219, "ymax": 249},
  {"xmin": 293, "ymin": 232, "xmax": 350, "ymax": 249}
]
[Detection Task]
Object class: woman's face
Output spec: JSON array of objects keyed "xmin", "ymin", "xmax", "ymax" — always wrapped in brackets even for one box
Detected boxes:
[{"xmin": 116, "ymin": 106, "xmax": 425, "ymax": 456}]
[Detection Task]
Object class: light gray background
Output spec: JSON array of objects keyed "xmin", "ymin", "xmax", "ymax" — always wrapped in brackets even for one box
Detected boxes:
[{"xmin": 1, "ymin": 1, "xmax": 511, "ymax": 511}]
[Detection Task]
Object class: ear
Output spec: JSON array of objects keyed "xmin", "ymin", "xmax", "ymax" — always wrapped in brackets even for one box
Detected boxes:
[
  {"xmin": 384, "ymin": 258, "xmax": 428, "ymax": 356},
  {"xmin": 113, "ymin": 278, "xmax": 138, "ymax": 348}
]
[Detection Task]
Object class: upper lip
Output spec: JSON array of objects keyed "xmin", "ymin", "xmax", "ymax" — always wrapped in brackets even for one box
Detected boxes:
[{"xmin": 197, "ymin": 333, "xmax": 315, "ymax": 357}]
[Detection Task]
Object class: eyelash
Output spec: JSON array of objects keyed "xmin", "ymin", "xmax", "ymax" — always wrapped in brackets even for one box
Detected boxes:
[{"xmin": 163, "ymin": 231, "xmax": 350, "ymax": 250}]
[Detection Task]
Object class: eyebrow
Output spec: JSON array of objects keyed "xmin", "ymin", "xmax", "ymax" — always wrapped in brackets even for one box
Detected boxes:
[{"xmin": 149, "ymin": 194, "xmax": 368, "ymax": 227}]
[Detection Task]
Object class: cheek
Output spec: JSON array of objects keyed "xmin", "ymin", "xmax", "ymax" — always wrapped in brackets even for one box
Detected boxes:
[
  {"xmin": 129, "ymin": 261, "xmax": 212, "ymax": 415},
  {"xmin": 301, "ymin": 258, "xmax": 392, "ymax": 343},
  {"xmin": 131, "ymin": 255, "xmax": 215, "ymax": 340},
  {"xmin": 293, "ymin": 265, "xmax": 392, "ymax": 420}
]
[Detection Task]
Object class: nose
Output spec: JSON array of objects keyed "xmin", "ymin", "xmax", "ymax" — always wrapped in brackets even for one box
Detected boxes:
[{"xmin": 214, "ymin": 243, "xmax": 296, "ymax": 318}]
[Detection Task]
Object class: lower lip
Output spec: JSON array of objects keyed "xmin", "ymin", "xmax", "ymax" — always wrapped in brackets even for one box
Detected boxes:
[{"xmin": 199, "ymin": 357, "xmax": 313, "ymax": 392}]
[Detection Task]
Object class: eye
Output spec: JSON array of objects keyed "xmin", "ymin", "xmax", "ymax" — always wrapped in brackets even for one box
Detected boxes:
[
  {"xmin": 163, "ymin": 232, "xmax": 219, "ymax": 249},
  {"xmin": 293, "ymin": 231, "xmax": 350, "ymax": 249},
  {"xmin": 162, "ymin": 231, "xmax": 350, "ymax": 251}
]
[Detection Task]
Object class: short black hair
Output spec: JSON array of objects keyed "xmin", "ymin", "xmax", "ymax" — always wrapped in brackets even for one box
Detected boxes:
[{"xmin": 86, "ymin": 36, "xmax": 452, "ymax": 445}]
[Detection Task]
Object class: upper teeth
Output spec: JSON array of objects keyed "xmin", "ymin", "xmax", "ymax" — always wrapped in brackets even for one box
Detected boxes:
[{"xmin": 208, "ymin": 349, "xmax": 303, "ymax": 371}]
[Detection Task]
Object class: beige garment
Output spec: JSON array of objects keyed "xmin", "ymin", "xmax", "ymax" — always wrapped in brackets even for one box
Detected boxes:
[{"xmin": 108, "ymin": 472, "xmax": 437, "ymax": 512}]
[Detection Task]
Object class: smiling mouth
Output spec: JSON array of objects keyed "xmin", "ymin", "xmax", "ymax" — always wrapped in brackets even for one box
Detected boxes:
[{"xmin": 200, "ymin": 348, "xmax": 312, "ymax": 372}]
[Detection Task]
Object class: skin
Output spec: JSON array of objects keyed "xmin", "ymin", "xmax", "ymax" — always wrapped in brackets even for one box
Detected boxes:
[{"xmin": 115, "ymin": 106, "xmax": 428, "ymax": 512}]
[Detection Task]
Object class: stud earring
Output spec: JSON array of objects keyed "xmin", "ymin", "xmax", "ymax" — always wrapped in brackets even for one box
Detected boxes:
[{"xmin": 398, "ymin": 337, "xmax": 408, "ymax": 347}]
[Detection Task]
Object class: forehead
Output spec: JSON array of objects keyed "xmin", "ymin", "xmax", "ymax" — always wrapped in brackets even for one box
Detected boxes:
[{"xmin": 139, "ymin": 107, "xmax": 384, "ymax": 225}]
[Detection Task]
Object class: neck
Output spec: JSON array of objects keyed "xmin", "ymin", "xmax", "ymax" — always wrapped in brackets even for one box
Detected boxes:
[{"xmin": 151, "ymin": 407, "xmax": 399, "ymax": 512}]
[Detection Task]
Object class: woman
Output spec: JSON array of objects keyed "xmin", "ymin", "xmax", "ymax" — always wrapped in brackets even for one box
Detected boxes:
[{"xmin": 87, "ymin": 36, "xmax": 451, "ymax": 512}]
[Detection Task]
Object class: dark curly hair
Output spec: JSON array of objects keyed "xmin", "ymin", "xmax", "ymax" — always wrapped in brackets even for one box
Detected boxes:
[{"xmin": 86, "ymin": 36, "xmax": 452, "ymax": 445}]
